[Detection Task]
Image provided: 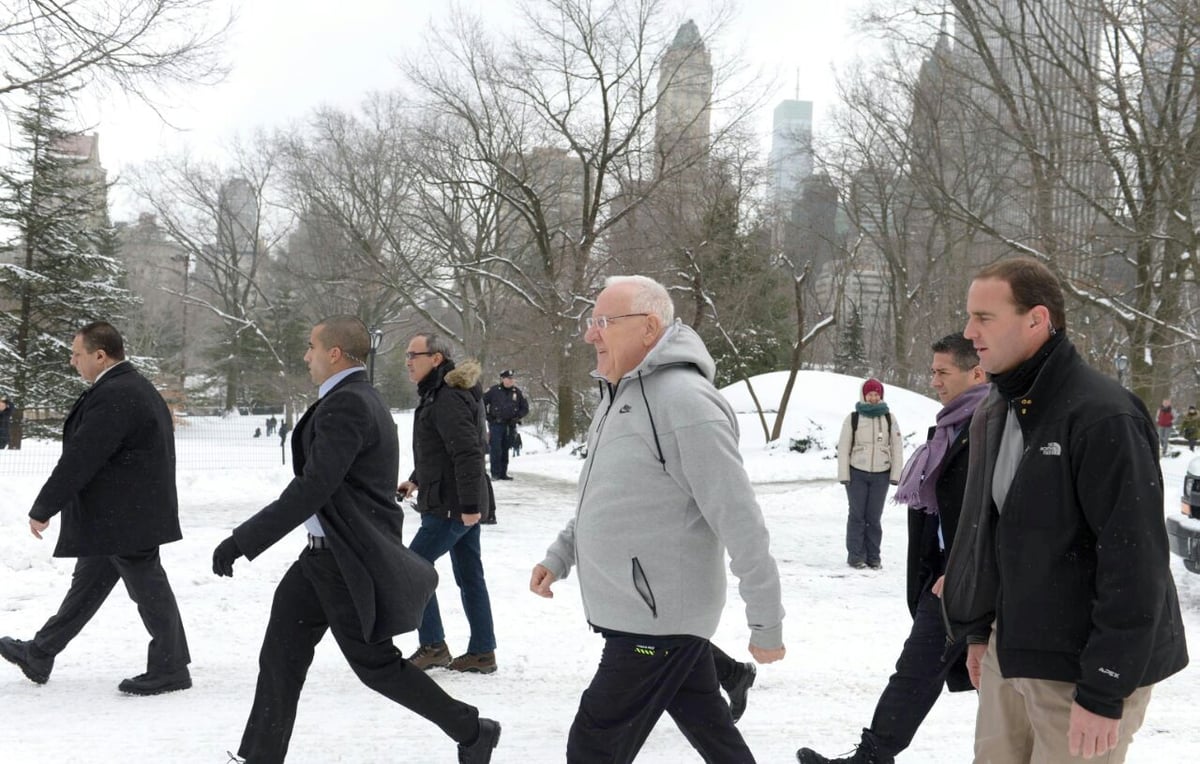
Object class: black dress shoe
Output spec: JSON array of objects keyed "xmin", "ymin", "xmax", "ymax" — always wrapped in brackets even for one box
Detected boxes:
[
  {"xmin": 0, "ymin": 637, "xmax": 53, "ymax": 684},
  {"xmin": 722, "ymin": 660, "xmax": 756, "ymax": 723},
  {"xmin": 118, "ymin": 667, "xmax": 192, "ymax": 695},
  {"xmin": 458, "ymin": 717, "xmax": 501, "ymax": 763}
]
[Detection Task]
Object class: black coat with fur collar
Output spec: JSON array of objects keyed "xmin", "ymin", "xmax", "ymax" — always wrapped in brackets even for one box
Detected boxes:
[{"xmin": 409, "ymin": 359, "xmax": 494, "ymax": 521}]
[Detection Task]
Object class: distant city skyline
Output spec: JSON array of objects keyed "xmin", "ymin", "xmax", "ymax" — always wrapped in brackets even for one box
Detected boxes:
[{"xmin": 50, "ymin": 0, "xmax": 860, "ymax": 220}]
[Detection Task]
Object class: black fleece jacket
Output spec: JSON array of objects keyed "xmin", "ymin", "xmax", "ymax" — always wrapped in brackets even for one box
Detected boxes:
[{"xmin": 943, "ymin": 337, "xmax": 1188, "ymax": 718}]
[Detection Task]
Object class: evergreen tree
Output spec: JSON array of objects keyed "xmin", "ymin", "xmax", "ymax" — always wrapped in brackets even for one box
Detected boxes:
[
  {"xmin": 834, "ymin": 307, "xmax": 868, "ymax": 378},
  {"xmin": 0, "ymin": 76, "xmax": 132, "ymax": 445}
]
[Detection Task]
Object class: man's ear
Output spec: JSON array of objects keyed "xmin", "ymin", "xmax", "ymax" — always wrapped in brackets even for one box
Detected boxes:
[
  {"xmin": 1030, "ymin": 305, "xmax": 1052, "ymax": 330},
  {"xmin": 644, "ymin": 314, "xmax": 663, "ymax": 343}
]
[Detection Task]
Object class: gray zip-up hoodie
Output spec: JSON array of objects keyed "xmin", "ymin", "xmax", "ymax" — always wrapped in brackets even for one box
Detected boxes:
[{"xmin": 540, "ymin": 322, "xmax": 785, "ymax": 649}]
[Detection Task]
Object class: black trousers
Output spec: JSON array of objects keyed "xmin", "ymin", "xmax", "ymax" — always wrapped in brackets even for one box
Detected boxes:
[
  {"xmin": 487, "ymin": 422, "xmax": 511, "ymax": 478},
  {"xmin": 238, "ymin": 548, "xmax": 480, "ymax": 764},
  {"xmin": 567, "ymin": 634, "xmax": 755, "ymax": 764},
  {"xmin": 867, "ymin": 588, "xmax": 967, "ymax": 756},
  {"xmin": 33, "ymin": 548, "xmax": 189, "ymax": 674},
  {"xmin": 710, "ymin": 643, "xmax": 738, "ymax": 684}
]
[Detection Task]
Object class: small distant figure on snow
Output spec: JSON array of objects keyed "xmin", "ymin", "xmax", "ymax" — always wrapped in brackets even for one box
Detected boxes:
[
  {"xmin": 483, "ymin": 369, "xmax": 529, "ymax": 480},
  {"xmin": 836, "ymin": 378, "xmax": 903, "ymax": 571},
  {"xmin": 0, "ymin": 395, "xmax": 14, "ymax": 450},
  {"xmin": 1156, "ymin": 398, "xmax": 1175, "ymax": 457},
  {"xmin": 253, "ymin": 427, "xmax": 262, "ymax": 438},
  {"xmin": 278, "ymin": 421, "xmax": 290, "ymax": 446},
  {"xmin": 265, "ymin": 416, "xmax": 277, "ymax": 437},
  {"xmin": 1180, "ymin": 406, "xmax": 1200, "ymax": 452}
]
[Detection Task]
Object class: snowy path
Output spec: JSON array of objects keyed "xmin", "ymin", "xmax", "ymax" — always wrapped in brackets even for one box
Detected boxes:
[{"xmin": 2, "ymin": 457, "xmax": 1197, "ymax": 762}]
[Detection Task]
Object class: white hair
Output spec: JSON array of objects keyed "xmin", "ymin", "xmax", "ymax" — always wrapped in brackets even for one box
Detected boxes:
[{"xmin": 605, "ymin": 275, "xmax": 675, "ymax": 325}]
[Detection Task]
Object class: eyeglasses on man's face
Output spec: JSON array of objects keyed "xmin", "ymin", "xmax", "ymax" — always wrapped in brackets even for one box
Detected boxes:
[
  {"xmin": 405, "ymin": 351, "xmax": 435, "ymax": 360},
  {"xmin": 581, "ymin": 313, "xmax": 650, "ymax": 332}
]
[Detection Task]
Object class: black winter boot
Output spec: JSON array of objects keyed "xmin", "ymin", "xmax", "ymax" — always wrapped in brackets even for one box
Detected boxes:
[{"xmin": 796, "ymin": 730, "xmax": 893, "ymax": 764}]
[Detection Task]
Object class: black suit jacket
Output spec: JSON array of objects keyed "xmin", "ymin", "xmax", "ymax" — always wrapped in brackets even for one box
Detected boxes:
[
  {"xmin": 30, "ymin": 362, "xmax": 181, "ymax": 557},
  {"xmin": 232, "ymin": 370, "xmax": 435, "ymax": 642}
]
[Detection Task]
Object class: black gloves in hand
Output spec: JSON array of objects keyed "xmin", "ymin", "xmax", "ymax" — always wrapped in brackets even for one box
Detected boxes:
[{"xmin": 213, "ymin": 535, "xmax": 243, "ymax": 577}]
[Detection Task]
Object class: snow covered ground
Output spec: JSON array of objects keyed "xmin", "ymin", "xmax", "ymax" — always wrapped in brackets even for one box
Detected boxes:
[{"xmin": 1, "ymin": 371, "xmax": 1197, "ymax": 763}]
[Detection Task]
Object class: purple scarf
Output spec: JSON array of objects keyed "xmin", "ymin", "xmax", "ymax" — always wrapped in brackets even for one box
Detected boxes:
[{"xmin": 893, "ymin": 384, "xmax": 990, "ymax": 514}]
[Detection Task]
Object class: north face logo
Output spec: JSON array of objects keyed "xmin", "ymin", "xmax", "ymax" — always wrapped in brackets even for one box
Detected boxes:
[
  {"xmin": 618, "ymin": 404, "xmax": 632, "ymax": 413},
  {"xmin": 1040, "ymin": 442, "xmax": 1062, "ymax": 456}
]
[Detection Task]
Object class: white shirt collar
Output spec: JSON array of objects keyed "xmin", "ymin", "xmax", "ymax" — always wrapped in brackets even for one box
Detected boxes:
[
  {"xmin": 319, "ymin": 366, "xmax": 366, "ymax": 398},
  {"xmin": 92, "ymin": 359, "xmax": 128, "ymax": 385}
]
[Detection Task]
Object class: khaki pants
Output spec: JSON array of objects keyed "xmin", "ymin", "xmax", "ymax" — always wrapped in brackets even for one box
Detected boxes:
[{"xmin": 975, "ymin": 634, "xmax": 1153, "ymax": 764}]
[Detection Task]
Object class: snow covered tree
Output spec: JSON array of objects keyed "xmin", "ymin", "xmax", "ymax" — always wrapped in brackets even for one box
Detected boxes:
[
  {"xmin": 834, "ymin": 307, "xmax": 869, "ymax": 378},
  {"xmin": 0, "ymin": 77, "xmax": 133, "ymax": 446}
]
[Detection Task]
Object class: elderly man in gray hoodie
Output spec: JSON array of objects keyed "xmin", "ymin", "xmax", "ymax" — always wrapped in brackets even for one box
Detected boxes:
[{"xmin": 530, "ymin": 275, "xmax": 786, "ymax": 763}]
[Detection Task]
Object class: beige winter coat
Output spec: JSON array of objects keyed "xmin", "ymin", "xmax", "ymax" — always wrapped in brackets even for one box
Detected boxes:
[{"xmin": 836, "ymin": 407, "xmax": 903, "ymax": 482}]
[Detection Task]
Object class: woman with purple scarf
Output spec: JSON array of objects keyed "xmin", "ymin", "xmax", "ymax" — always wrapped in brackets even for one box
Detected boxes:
[{"xmin": 797, "ymin": 334, "xmax": 989, "ymax": 764}]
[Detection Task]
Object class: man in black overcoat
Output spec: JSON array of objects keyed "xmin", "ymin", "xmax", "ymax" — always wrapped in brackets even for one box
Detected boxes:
[
  {"xmin": 212, "ymin": 316, "xmax": 500, "ymax": 764},
  {"xmin": 0, "ymin": 321, "xmax": 191, "ymax": 695},
  {"xmin": 797, "ymin": 333, "xmax": 988, "ymax": 764}
]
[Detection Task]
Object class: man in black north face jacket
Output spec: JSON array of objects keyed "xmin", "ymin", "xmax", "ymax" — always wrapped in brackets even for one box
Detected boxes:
[{"xmin": 945, "ymin": 258, "xmax": 1187, "ymax": 763}]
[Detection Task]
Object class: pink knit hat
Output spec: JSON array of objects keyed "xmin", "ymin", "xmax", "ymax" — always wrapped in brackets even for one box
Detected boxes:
[{"xmin": 862, "ymin": 378, "xmax": 884, "ymax": 398}]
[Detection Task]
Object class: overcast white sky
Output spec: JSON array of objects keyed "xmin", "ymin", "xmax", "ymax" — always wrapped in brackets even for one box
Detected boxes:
[{"xmin": 75, "ymin": 0, "xmax": 866, "ymax": 220}]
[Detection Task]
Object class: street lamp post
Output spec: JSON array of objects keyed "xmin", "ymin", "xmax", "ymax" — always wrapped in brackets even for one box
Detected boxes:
[
  {"xmin": 1115, "ymin": 353, "xmax": 1129, "ymax": 388},
  {"xmin": 369, "ymin": 327, "xmax": 384, "ymax": 384}
]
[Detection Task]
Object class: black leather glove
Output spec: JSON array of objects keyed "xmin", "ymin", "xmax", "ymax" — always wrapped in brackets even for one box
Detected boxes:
[{"xmin": 213, "ymin": 535, "xmax": 243, "ymax": 577}]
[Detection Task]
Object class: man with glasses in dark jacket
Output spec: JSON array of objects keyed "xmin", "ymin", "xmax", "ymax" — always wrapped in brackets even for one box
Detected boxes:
[
  {"xmin": 400, "ymin": 332, "xmax": 499, "ymax": 676},
  {"xmin": 797, "ymin": 333, "xmax": 988, "ymax": 764}
]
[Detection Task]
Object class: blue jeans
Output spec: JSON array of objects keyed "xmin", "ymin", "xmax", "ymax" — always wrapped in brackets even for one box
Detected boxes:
[
  {"xmin": 1159, "ymin": 426, "xmax": 1172, "ymax": 455},
  {"xmin": 408, "ymin": 513, "xmax": 496, "ymax": 653}
]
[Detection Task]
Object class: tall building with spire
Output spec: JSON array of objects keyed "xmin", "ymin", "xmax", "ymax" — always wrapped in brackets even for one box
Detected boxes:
[{"xmin": 655, "ymin": 19, "xmax": 712, "ymax": 175}]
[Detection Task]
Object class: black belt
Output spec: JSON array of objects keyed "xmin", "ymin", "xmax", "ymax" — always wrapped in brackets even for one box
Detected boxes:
[{"xmin": 307, "ymin": 534, "xmax": 329, "ymax": 550}]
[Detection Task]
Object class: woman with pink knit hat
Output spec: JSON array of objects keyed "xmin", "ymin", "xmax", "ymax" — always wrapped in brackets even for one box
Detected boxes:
[{"xmin": 836, "ymin": 378, "xmax": 903, "ymax": 569}]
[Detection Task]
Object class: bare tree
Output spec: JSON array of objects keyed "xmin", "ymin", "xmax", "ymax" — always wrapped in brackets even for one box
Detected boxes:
[
  {"xmin": 862, "ymin": 0, "xmax": 1200, "ymax": 404},
  {"xmin": 0, "ymin": 0, "xmax": 229, "ymax": 102},
  {"xmin": 277, "ymin": 96, "xmax": 526, "ymax": 367},
  {"xmin": 127, "ymin": 136, "xmax": 303, "ymax": 412},
  {"xmin": 405, "ymin": 0, "xmax": 758, "ymax": 445}
]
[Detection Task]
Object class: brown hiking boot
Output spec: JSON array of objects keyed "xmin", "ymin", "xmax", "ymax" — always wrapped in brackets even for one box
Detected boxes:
[
  {"xmin": 447, "ymin": 651, "xmax": 497, "ymax": 674},
  {"xmin": 407, "ymin": 641, "xmax": 452, "ymax": 670}
]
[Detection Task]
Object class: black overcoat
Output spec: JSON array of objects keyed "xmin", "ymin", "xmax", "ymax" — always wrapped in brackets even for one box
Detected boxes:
[
  {"xmin": 29, "ymin": 362, "xmax": 181, "ymax": 557},
  {"xmin": 905, "ymin": 420, "xmax": 973, "ymax": 693},
  {"xmin": 232, "ymin": 371, "xmax": 436, "ymax": 643}
]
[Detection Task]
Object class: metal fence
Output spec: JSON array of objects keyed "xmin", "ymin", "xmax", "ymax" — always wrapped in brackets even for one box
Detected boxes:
[{"xmin": 1, "ymin": 414, "xmax": 297, "ymax": 478}]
